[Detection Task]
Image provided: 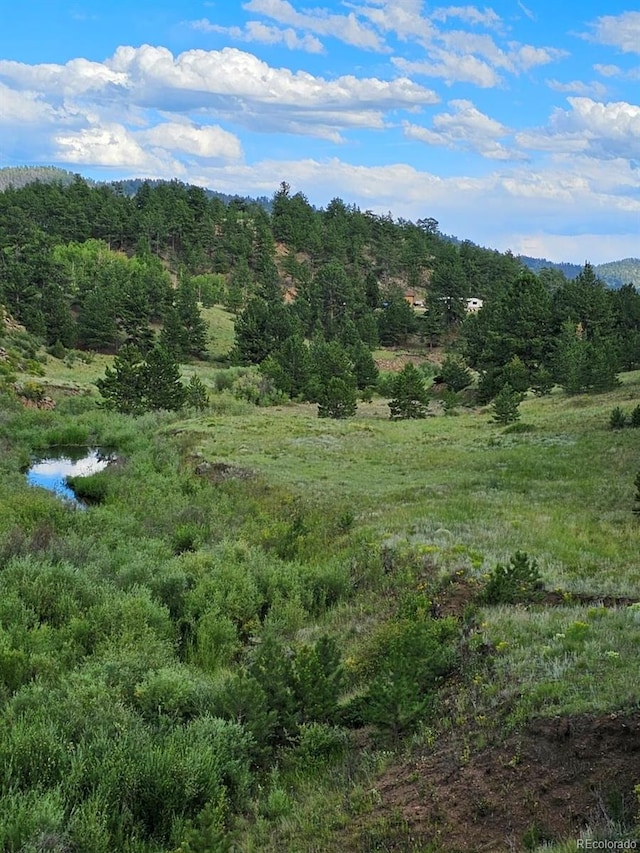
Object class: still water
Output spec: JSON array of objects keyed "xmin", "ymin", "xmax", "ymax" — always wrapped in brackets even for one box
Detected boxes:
[{"xmin": 27, "ymin": 447, "xmax": 112, "ymax": 505}]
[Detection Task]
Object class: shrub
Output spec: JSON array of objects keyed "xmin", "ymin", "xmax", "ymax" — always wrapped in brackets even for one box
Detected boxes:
[
  {"xmin": 609, "ymin": 406, "xmax": 627, "ymax": 430},
  {"xmin": 66, "ymin": 471, "xmax": 110, "ymax": 504},
  {"xmin": 362, "ymin": 617, "xmax": 458, "ymax": 739},
  {"xmin": 630, "ymin": 405, "xmax": 640, "ymax": 428},
  {"xmin": 481, "ymin": 551, "xmax": 544, "ymax": 605}
]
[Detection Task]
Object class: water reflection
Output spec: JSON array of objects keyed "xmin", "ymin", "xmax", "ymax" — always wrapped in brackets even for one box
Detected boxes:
[{"xmin": 27, "ymin": 447, "xmax": 112, "ymax": 505}]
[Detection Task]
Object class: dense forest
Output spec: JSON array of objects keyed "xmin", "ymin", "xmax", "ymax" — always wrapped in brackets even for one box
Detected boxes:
[
  {"xmin": 1, "ymin": 174, "xmax": 639, "ymax": 414},
  {"xmin": 2, "ymin": 174, "xmax": 640, "ymax": 852}
]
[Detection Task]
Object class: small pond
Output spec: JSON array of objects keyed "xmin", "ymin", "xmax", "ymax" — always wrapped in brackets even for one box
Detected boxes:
[{"xmin": 27, "ymin": 447, "xmax": 114, "ymax": 506}]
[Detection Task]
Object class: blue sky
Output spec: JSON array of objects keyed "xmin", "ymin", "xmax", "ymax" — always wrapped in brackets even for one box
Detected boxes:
[{"xmin": 0, "ymin": 1, "xmax": 638, "ymax": 263}]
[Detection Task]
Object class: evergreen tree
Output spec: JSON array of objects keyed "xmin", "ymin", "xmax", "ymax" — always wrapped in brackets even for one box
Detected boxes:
[
  {"xmin": 95, "ymin": 344, "xmax": 145, "ymax": 414},
  {"xmin": 439, "ymin": 356, "xmax": 472, "ymax": 392},
  {"xmin": 176, "ymin": 280, "xmax": 208, "ymax": 358},
  {"xmin": 348, "ymin": 339, "xmax": 379, "ymax": 391},
  {"xmin": 388, "ymin": 363, "xmax": 429, "ymax": 420},
  {"xmin": 159, "ymin": 306, "xmax": 188, "ymax": 360},
  {"xmin": 77, "ymin": 288, "xmax": 118, "ymax": 350},
  {"xmin": 143, "ymin": 345, "xmax": 187, "ymax": 411},
  {"xmin": 260, "ymin": 334, "xmax": 311, "ymax": 399},
  {"xmin": 185, "ymin": 374, "xmax": 209, "ymax": 410},
  {"xmin": 553, "ymin": 323, "xmax": 620, "ymax": 395},
  {"xmin": 492, "ymin": 383, "xmax": 523, "ymax": 424},
  {"xmin": 307, "ymin": 339, "xmax": 358, "ymax": 418},
  {"xmin": 233, "ymin": 298, "xmax": 297, "ymax": 365},
  {"xmin": 317, "ymin": 377, "xmax": 358, "ymax": 419},
  {"xmin": 377, "ymin": 288, "xmax": 417, "ymax": 346}
]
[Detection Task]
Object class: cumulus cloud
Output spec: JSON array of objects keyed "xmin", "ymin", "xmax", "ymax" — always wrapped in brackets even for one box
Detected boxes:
[
  {"xmin": 140, "ymin": 122, "xmax": 243, "ymax": 162},
  {"xmin": 0, "ymin": 81, "xmax": 61, "ymax": 125},
  {"xmin": 517, "ymin": 98, "xmax": 640, "ymax": 160},
  {"xmin": 103, "ymin": 45, "xmax": 438, "ymax": 121},
  {"xmin": 541, "ymin": 98, "xmax": 640, "ymax": 160},
  {"xmin": 55, "ymin": 122, "xmax": 179, "ymax": 173},
  {"xmin": 403, "ymin": 99, "xmax": 526, "ymax": 160},
  {"xmin": 0, "ymin": 45, "xmax": 439, "ymax": 146},
  {"xmin": 587, "ymin": 11, "xmax": 640, "ymax": 54},
  {"xmin": 0, "ymin": 57, "xmax": 129, "ymax": 99}
]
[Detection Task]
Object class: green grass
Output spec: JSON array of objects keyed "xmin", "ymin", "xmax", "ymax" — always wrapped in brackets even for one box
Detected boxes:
[
  {"xmin": 479, "ymin": 603, "xmax": 640, "ymax": 721},
  {"xmin": 5, "ymin": 346, "xmax": 640, "ymax": 852},
  {"xmin": 199, "ymin": 304, "xmax": 236, "ymax": 360},
  {"xmin": 174, "ymin": 379, "xmax": 640, "ymax": 596}
]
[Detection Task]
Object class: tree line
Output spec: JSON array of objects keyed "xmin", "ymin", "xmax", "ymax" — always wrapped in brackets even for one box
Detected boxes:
[{"xmin": 2, "ymin": 175, "xmax": 640, "ymax": 417}]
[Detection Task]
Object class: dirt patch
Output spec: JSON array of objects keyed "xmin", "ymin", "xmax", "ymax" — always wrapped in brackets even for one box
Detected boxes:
[
  {"xmin": 346, "ymin": 712, "xmax": 640, "ymax": 852},
  {"xmin": 375, "ymin": 353, "xmax": 435, "ymax": 373},
  {"xmin": 194, "ymin": 460, "xmax": 255, "ymax": 483},
  {"xmin": 543, "ymin": 591, "xmax": 640, "ymax": 609}
]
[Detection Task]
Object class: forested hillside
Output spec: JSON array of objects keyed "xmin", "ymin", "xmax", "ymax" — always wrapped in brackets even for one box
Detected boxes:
[{"xmin": 1, "ymin": 175, "xmax": 639, "ymax": 413}]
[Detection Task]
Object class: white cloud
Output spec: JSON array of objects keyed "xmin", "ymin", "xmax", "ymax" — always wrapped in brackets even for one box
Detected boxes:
[
  {"xmin": 0, "ymin": 57, "xmax": 129, "ymax": 98},
  {"xmin": 516, "ymin": 2, "xmax": 536, "ymax": 23},
  {"xmin": 594, "ymin": 64, "xmax": 622, "ymax": 78},
  {"xmin": 393, "ymin": 52, "xmax": 501, "ymax": 87},
  {"xmin": 189, "ymin": 18, "xmax": 324, "ymax": 53},
  {"xmin": 140, "ymin": 122, "xmax": 243, "ymax": 162},
  {"xmin": 104, "ymin": 45, "xmax": 438, "ymax": 121},
  {"xmin": 587, "ymin": 12, "xmax": 640, "ymax": 54},
  {"xmin": 242, "ymin": 0, "xmax": 385, "ymax": 50},
  {"xmin": 551, "ymin": 98, "xmax": 640, "ymax": 160},
  {"xmin": 517, "ymin": 98, "xmax": 640, "ymax": 162},
  {"xmin": 55, "ymin": 122, "xmax": 179, "ymax": 172},
  {"xmin": 594, "ymin": 63, "xmax": 640, "ymax": 82},
  {"xmin": 403, "ymin": 99, "xmax": 526, "ymax": 160},
  {"xmin": 0, "ymin": 45, "xmax": 439, "ymax": 144},
  {"xmin": 509, "ymin": 44, "xmax": 566, "ymax": 72},
  {"xmin": 510, "ymin": 233, "xmax": 640, "ymax": 266},
  {"xmin": 547, "ymin": 79, "xmax": 608, "ymax": 99},
  {"xmin": 351, "ymin": 0, "xmax": 438, "ymax": 45},
  {"xmin": 431, "ymin": 6, "xmax": 503, "ymax": 29},
  {"xmin": 0, "ymin": 81, "xmax": 60, "ymax": 125}
]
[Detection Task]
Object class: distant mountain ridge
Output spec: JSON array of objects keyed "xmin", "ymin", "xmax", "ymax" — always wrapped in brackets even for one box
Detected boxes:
[
  {"xmin": 0, "ymin": 166, "xmax": 637, "ymax": 287},
  {"xmin": 518, "ymin": 254, "xmax": 640, "ymax": 289}
]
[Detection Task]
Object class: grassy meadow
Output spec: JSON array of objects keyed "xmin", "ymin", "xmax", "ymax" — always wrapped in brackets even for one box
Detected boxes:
[{"xmin": 2, "ymin": 330, "xmax": 640, "ymax": 851}]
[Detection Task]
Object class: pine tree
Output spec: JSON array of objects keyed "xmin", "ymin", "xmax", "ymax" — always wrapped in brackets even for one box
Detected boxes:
[
  {"xmin": 317, "ymin": 377, "xmax": 358, "ymax": 419},
  {"xmin": 95, "ymin": 344, "xmax": 145, "ymax": 414},
  {"xmin": 388, "ymin": 363, "xmax": 428, "ymax": 420},
  {"xmin": 176, "ymin": 280, "xmax": 208, "ymax": 358},
  {"xmin": 307, "ymin": 340, "xmax": 358, "ymax": 418},
  {"xmin": 492, "ymin": 383, "xmax": 523, "ymax": 425},
  {"xmin": 143, "ymin": 345, "xmax": 186, "ymax": 411},
  {"xmin": 185, "ymin": 374, "xmax": 209, "ymax": 410}
]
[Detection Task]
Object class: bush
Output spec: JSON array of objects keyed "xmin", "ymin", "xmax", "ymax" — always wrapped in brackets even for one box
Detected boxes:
[
  {"xmin": 362, "ymin": 617, "xmax": 458, "ymax": 739},
  {"xmin": 630, "ymin": 405, "xmax": 640, "ymax": 428},
  {"xmin": 609, "ymin": 406, "xmax": 627, "ymax": 430},
  {"xmin": 481, "ymin": 551, "xmax": 544, "ymax": 605},
  {"xmin": 66, "ymin": 471, "xmax": 110, "ymax": 504}
]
